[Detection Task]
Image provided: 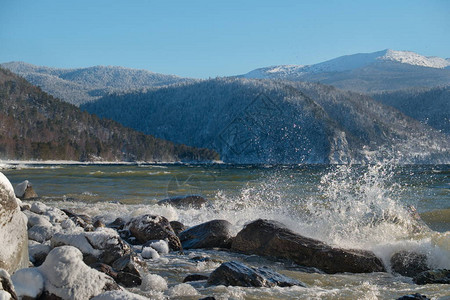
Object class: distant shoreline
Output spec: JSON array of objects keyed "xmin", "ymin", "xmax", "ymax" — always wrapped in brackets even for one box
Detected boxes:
[{"xmin": 0, "ymin": 160, "xmax": 224, "ymax": 168}]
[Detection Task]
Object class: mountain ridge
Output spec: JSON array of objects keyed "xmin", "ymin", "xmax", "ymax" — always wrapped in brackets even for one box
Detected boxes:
[{"xmin": 0, "ymin": 67, "xmax": 218, "ymax": 162}]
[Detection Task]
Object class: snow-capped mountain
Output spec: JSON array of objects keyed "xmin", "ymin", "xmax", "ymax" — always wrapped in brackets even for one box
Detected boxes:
[
  {"xmin": 0, "ymin": 62, "xmax": 193, "ymax": 105},
  {"xmin": 242, "ymin": 50, "xmax": 450, "ymax": 93}
]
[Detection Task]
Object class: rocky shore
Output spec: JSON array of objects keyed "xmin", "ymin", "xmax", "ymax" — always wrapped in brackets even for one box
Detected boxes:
[{"xmin": 0, "ymin": 172, "xmax": 447, "ymax": 300}]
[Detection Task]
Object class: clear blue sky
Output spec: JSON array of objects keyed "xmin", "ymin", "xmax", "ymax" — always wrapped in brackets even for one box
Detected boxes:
[{"xmin": 1, "ymin": 0, "xmax": 449, "ymax": 78}]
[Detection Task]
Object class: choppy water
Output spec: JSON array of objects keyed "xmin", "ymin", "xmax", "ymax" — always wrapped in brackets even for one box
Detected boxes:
[{"xmin": 2, "ymin": 163, "xmax": 450, "ymax": 299}]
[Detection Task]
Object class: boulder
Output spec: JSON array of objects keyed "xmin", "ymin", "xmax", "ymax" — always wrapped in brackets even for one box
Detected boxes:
[
  {"xmin": 0, "ymin": 172, "xmax": 29, "ymax": 273},
  {"xmin": 0, "ymin": 269, "xmax": 18, "ymax": 300},
  {"xmin": 413, "ymin": 269, "xmax": 450, "ymax": 285},
  {"xmin": 107, "ymin": 218, "xmax": 125, "ymax": 230},
  {"xmin": 90, "ymin": 263, "xmax": 142, "ymax": 288},
  {"xmin": 28, "ymin": 225, "xmax": 56, "ymax": 243},
  {"xmin": 158, "ymin": 195, "xmax": 208, "ymax": 208},
  {"xmin": 38, "ymin": 246, "xmax": 119, "ymax": 299},
  {"xmin": 207, "ymin": 261, "xmax": 305, "ymax": 287},
  {"xmin": 14, "ymin": 180, "xmax": 38, "ymax": 200},
  {"xmin": 126, "ymin": 214, "xmax": 182, "ymax": 251},
  {"xmin": 61, "ymin": 209, "xmax": 92, "ymax": 228},
  {"xmin": 51, "ymin": 227, "xmax": 131, "ymax": 265},
  {"xmin": 231, "ymin": 219, "xmax": 385, "ymax": 274},
  {"xmin": 396, "ymin": 293, "xmax": 430, "ymax": 300},
  {"xmin": 390, "ymin": 251, "xmax": 429, "ymax": 277},
  {"xmin": 111, "ymin": 253, "xmax": 146, "ymax": 278},
  {"xmin": 179, "ymin": 219, "xmax": 233, "ymax": 249},
  {"xmin": 183, "ymin": 274, "xmax": 209, "ymax": 283},
  {"xmin": 170, "ymin": 221, "xmax": 187, "ymax": 235},
  {"xmin": 23, "ymin": 210, "xmax": 53, "ymax": 228}
]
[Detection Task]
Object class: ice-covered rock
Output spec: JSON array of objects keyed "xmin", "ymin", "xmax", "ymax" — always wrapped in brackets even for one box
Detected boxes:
[
  {"xmin": 0, "ymin": 269, "xmax": 17, "ymax": 300},
  {"xmin": 28, "ymin": 225, "xmax": 57, "ymax": 243},
  {"xmin": 38, "ymin": 246, "xmax": 119, "ymax": 300},
  {"xmin": 51, "ymin": 227, "xmax": 131, "ymax": 265},
  {"xmin": 23, "ymin": 210, "xmax": 52, "ymax": 228},
  {"xmin": 0, "ymin": 172, "xmax": 29, "ymax": 273},
  {"xmin": 92, "ymin": 290, "xmax": 149, "ymax": 300},
  {"xmin": 126, "ymin": 214, "xmax": 181, "ymax": 251},
  {"xmin": 140, "ymin": 274, "xmax": 167, "ymax": 292},
  {"xmin": 145, "ymin": 240, "xmax": 169, "ymax": 255},
  {"xmin": 30, "ymin": 202, "xmax": 68, "ymax": 224},
  {"xmin": 14, "ymin": 180, "xmax": 38, "ymax": 200},
  {"xmin": 141, "ymin": 247, "xmax": 160, "ymax": 259},
  {"xmin": 28, "ymin": 241, "xmax": 52, "ymax": 266},
  {"xmin": 11, "ymin": 268, "xmax": 44, "ymax": 299}
]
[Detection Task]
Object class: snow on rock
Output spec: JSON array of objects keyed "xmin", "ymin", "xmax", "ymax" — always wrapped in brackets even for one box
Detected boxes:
[
  {"xmin": 14, "ymin": 180, "xmax": 29, "ymax": 198},
  {"xmin": 147, "ymin": 240, "xmax": 169, "ymax": 254},
  {"xmin": 11, "ymin": 268, "xmax": 44, "ymax": 299},
  {"xmin": 140, "ymin": 274, "xmax": 167, "ymax": 292},
  {"xmin": 51, "ymin": 227, "xmax": 131, "ymax": 264},
  {"xmin": 28, "ymin": 241, "xmax": 51, "ymax": 266},
  {"xmin": 30, "ymin": 202, "xmax": 68, "ymax": 223},
  {"xmin": 167, "ymin": 283, "xmax": 199, "ymax": 297},
  {"xmin": 0, "ymin": 269, "xmax": 17, "ymax": 300},
  {"xmin": 0, "ymin": 172, "xmax": 29, "ymax": 273},
  {"xmin": 92, "ymin": 290, "xmax": 148, "ymax": 300},
  {"xmin": 141, "ymin": 247, "xmax": 159, "ymax": 259},
  {"xmin": 23, "ymin": 210, "xmax": 52, "ymax": 228},
  {"xmin": 38, "ymin": 246, "xmax": 119, "ymax": 300},
  {"xmin": 28, "ymin": 225, "xmax": 57, "ymax": 243}
]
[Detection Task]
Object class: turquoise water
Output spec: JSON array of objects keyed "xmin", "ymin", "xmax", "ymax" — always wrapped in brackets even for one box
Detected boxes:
[{"xmin": 2, "ymin": 163, "xmax": 449, "ymax": 299}]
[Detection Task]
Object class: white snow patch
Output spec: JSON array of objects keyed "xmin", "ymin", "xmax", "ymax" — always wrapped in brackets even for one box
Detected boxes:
[
  {"xmin": 11, "ymin": 268, "xmax": 44, "ymax": 299},
  {"xmin": 148, "ymin": 240, "xmax": 169, "ymax": 254},
  {"xmin": 140, "ymin": 274, "xmax": 167, "ymax": 292},
  {"xmin": 0, "ymin": 291, "xmax": 11, "ymax": 300},
  {"xmin": 141, "ymin": 247, "xmax": 160, "ymax": 259}
]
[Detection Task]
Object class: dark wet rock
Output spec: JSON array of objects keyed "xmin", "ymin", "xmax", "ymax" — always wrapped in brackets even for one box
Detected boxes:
[
  {"xmin": 158, "ymin": 195, "xmax": 208, "ymax": 208},
  {"xmin": 390, "ymin": 251, "xmax": 429, "ymax": 277},
  {"xmin": 51, "ymin": 228, "xmax": 132, "ymax": 265},
  {"xmin": 38, "ymin": 291, "xmax": 63, "ymax": 300},
  {"xmin": 0, "ymin": 173, "xmax": 29, "ymax": 273},
  {"xmin": 396, "ymin": 293, "xmax": 430, "ymax": 300},
  {"xmin": 170, "ymin": 221, "xmax": 187, "ymax": 236},
  {"xmin": 20, "ymin": 202, "xmax": 31, "ymax": 211},
  {"xmin": 207, "ymin": 261, "xmax": 306, "ymax": 288},
  {"xmin": 29, "ymin": 242, "xmax": 52, "ymax": 266},
  {"xmin": 231, "ymin": 219, "xmax": 385, "ymax": 274},
  {"xmin": 183, "ymin": 274, "xmax": 209, "ymax": 283},
  {"xmin": 111, "ymin": 253, "xmax": 145, "ymax": 277},
  {"xmin": 199, "ymin": 297, "xmax": 216, "ymax": 300},
  {"xmin": 108, "ymin": 217, "xmax": 125, "ymax": 230},
  {"xmin": 413, "ymin": 269, "xmax": 450, "ymax": 285},
  {"xmin": 126, "ymin": 214, "xmax": 182, "ymax": 251},
  {"xmin": 0, "ymin": 269, "xmax": 18, "ymax": 300},
  {"xmin": 179, "ymin": 219, "xmax": 233, "ymax": 249},
  {"xmin": 91, "ymin": 262, "xmax": 142, "ymax": 288}
]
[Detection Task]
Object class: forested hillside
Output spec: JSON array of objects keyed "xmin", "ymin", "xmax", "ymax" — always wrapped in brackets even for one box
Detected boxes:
[
  {"xmin": 1, "ymin": 62, "xmax": 193, "ymax": 105},
  {"xmin": 372, "ymin": 86, "xmax": 450, "ymax": 135},
  {"xmin": 0, "ymin": 68, "xmax": 218, "ymax": 162},
  {"xmin": 81, "ymin": 78, "xmax": 450, "ymax": 164}
]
